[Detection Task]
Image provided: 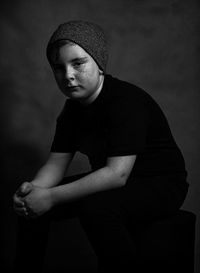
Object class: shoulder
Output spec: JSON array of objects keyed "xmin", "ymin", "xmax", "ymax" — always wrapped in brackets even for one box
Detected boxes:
[
  {"xmin": 104, "ymin": 74, "xmax": 152, "ymax": 104},
  {"xmin": 103, "ymin": 74, "xmax": 153, "ymax": 113},
  {"xmin": 104, "ymin": 74, "xmax": 165, "ymax": 115}
]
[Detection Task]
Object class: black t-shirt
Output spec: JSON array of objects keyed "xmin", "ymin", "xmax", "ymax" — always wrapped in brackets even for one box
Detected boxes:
[{"xmin": 51, "ymin": 74, "xmax": 187, "ymax": 178}]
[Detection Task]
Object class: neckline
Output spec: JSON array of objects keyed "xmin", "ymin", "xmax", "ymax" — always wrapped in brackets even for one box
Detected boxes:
[{"xmin": 76, "ymin": 74, "xmax": 111, "ymax": 109}]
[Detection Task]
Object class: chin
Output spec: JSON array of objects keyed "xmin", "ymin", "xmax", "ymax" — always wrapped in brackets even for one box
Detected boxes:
[{"xmin": 69, "ymin": 93, "xmax": 84, "ymax": 100}]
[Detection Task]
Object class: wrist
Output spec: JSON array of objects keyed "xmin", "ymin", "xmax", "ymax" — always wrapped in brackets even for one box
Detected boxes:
[
  {"xmin": 30, "ymin": 180, "xmax": 48, "ymax": 188},
  {"xmin": 30, "ymin": 180, "xmax": 40, "ymax": 187}
]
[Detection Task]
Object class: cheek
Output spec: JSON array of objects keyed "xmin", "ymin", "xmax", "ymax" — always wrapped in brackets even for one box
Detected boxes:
[
  {"xmin": 77, "ymin": 68, "xmax": 97, "ymax": 84},
  {"xmin": 83, "ymin": 73, "xmax": 99, "ymax": 88},
  {"xmin": 83, "ymin": 64, "xmax": 99, "ymax": 82}
]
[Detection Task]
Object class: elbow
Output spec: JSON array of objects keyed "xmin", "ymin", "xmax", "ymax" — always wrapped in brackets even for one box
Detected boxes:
[
  {"xmin": 116, "ymin": 172, "xmax": 129, "ymax": 187},
  {"xmin": 106, "ymin": 155, "xmax": 136, "ymax": 188},
  {"xmin": 120, "ymin": 175, "xmax": 129, "ymax": 187},
  {"xmin": 106, "ymin": 168, "xmax": 130, "ymax": 188}
]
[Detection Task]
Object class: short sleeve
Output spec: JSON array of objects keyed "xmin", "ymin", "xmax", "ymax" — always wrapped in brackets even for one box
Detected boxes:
[
  {"xmin": 106, "ymin": 92, "xmax": 148, "ymax": 156},
  {"xmin": 50, "ymin": 101, "xmax": 77, "ymax": 153}
]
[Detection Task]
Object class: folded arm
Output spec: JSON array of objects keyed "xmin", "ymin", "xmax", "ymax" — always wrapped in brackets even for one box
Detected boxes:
[
  {"xmin": 50, "ymin": 154, "xmax": 136, "ymax": 206},
  {"xmin": 15, "ymin": 154, "xmax": 136, "ymax": 217}
]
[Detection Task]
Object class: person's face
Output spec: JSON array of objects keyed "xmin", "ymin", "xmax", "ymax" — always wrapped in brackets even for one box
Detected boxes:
[{"xmin": 51, "ymin": 43, "xmax": 104, "ymax": 104}]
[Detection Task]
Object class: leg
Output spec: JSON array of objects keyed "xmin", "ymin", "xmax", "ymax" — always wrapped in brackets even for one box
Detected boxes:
[
  {"xmin": 79, "ymin": 205, "xmax": 137, "ymax": 272},
  {"xmin": 78, "ymin": 190, "xmax": 139, "ymax": 273},
  {"xmin": 13, "ymin": 173, "xmax": 89, "ymax": 273},
  {"xmin": 13, "ymin": 215, "xmax": 50, "ymax": 273},
  {"xmin": 78, "ymin": 175, "xmax": 188, "ymax": 273},
  {"xmin": 119, "ymin": 175, "xmax": 189, "ymax": 224}
]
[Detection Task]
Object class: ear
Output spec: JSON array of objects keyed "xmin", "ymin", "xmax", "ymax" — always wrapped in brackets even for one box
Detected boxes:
[{"xmin": 99, "ymin": 69, "xmax": 104, "ymax": 75}]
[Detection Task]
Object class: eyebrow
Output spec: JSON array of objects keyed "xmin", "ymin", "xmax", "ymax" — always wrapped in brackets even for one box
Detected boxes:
[
  {"xmin": 52, "ymin": 57, "xmax": 88, "ymax": 65},
  {"xmin": 71, "ymin": 57, "xmax": 88, "ymax": 62}
]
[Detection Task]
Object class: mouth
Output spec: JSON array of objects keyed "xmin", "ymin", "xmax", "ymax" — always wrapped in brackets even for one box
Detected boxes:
[{"xmin": 67, "ymin": 85, "xmax": 79, "ymax": 90}]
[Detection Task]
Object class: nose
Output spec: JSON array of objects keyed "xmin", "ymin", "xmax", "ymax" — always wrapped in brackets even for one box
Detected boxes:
[{"xmin": 65, "ymin": 66, "xmax": 75, "ymax": 81}]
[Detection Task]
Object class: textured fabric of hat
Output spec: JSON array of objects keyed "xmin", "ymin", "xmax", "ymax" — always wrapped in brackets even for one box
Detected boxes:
[{"xmin": 47, "ymin": 20, "xmax": 108, "ymax": 72}]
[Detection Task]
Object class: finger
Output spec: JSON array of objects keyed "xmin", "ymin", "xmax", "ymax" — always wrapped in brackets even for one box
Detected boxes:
[
  {"xmin": 22, "ymin": 207, "xmax": 37, "ymax": 219},
  {"xmin": 13, "ymin": 194, "xmax": 25, "ymax": 207},
  {"xmin": 13, "ymin": 204, "xmax": 27, "ymax": 212},
  {"xmin": 13, "ymin": 200, "xmax": 24, "ymax": 208},
  {"xmin": 13, "ymin": 202, "xmax": 26, "ymax": 212},
  {"xmin": 14, "ymin": 206, "xmax": 28, "ymax": 217},
  {"xmin": 17, "ymin": 182, "xmax": 32, "ymax": 197},
  {"xmin": 15, "ymin": 210, "xmax": 26, "ymax": 217}
]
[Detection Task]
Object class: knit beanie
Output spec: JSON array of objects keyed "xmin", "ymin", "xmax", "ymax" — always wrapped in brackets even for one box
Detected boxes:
[{"xmin": 46, "ymin": 20, "xmax": 108, "ymax": 72}]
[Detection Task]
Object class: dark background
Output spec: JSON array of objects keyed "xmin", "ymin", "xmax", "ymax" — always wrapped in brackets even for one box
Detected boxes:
[{"xmin": 1, "ymin": 0, "xmax": 199, "ymax": 272}]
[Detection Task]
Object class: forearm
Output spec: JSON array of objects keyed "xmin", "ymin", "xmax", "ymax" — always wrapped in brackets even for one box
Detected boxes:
[
  {"xmin": 31, "ymin": 163, "xmax": 65, "ymax": 188},
  {"xmin": 50, "ymin": 166, "xmax": 125, "ymax": 205},
  {"xmin": 30, "ymin": 152, "xmax": 74, "ymax": 188}
]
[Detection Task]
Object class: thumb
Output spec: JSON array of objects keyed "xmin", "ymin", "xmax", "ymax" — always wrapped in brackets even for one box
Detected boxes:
[{"xmin": 18, "ymin": 182, "xmax": 33, "ymax": 196}]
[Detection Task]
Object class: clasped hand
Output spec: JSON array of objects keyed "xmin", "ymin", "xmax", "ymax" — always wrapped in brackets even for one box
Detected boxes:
[{"xmin": 13, "ymin": 182, "xmax": 53, "ymax": 218}]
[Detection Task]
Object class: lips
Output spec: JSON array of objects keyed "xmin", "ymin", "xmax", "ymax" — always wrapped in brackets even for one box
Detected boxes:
[{"xmin": 67, "ymin": 85, "xmax": 78, "ymax": 88}]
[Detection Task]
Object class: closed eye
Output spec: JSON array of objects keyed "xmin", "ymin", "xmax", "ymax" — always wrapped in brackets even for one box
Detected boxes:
[
  {"xmin": 73, "ymin": 61, "xmax": 84, "ymax": 66},
  {"xmin": 72, "ymin": 58, "xmax": 87, "ymax": 67}
]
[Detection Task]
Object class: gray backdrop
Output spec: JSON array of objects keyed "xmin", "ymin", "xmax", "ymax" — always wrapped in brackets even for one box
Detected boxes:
[{"xmin": 1, "ymin": 0, "xmax": 199, "ymax": 272}]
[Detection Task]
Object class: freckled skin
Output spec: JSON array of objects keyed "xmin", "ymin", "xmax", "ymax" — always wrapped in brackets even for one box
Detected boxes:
[{"xmin": 52, "ymin": 44, "xmax": 104, "ymax": 105}]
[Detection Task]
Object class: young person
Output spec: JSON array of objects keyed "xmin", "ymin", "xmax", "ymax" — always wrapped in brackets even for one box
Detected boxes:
[{"xmin": 13, "ymin": 20, "xmax": 189, "ymax": 273}]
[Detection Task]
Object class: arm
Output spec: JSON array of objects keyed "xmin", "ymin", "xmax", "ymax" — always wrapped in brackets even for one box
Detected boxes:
[
  {"xmin": 50, "ymin": 155, "xmax": 136, "ymax": 206},
  {"xmin": 21, "ymin": 155, "xmax": 136, "ymax": 217},
  {"xmin": 31, "ymin": 152, "xmax": 74, "ymax": 188},
  {"xmin": 13, "ymin": 152, "xmax": 74, "ymax": 217}
]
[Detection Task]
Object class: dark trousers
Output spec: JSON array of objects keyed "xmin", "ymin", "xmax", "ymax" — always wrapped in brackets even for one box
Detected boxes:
[{"xmin": 13, "ymin": 173, "xmax": 188, "ymax": 273}]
